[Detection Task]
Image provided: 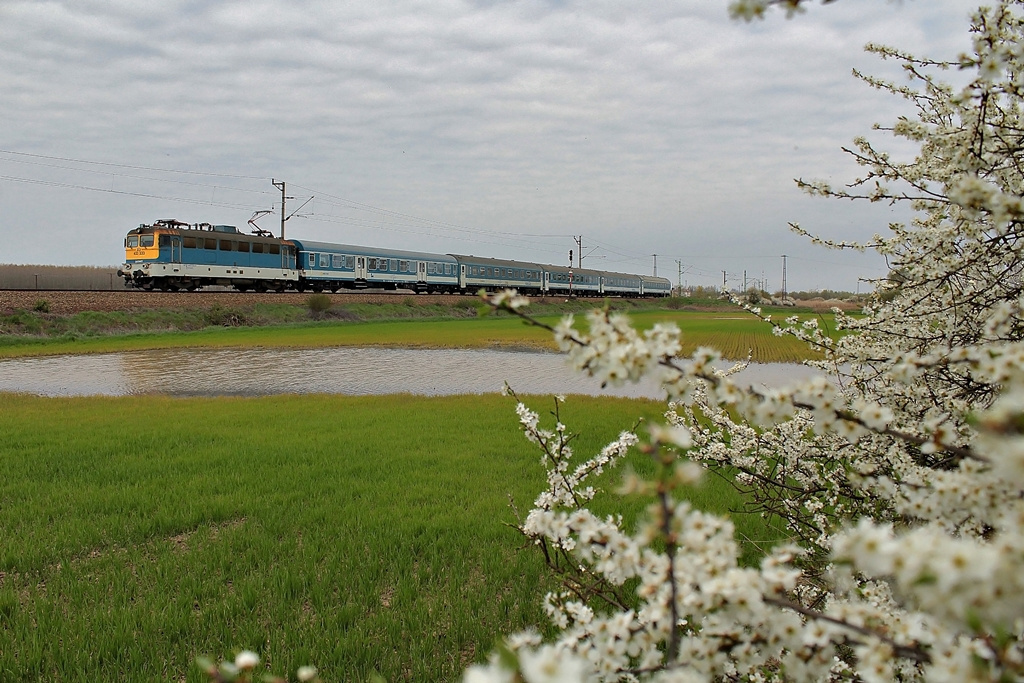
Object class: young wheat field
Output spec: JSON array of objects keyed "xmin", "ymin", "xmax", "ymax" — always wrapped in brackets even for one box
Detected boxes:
[{"xmin": 0, "ymin": 392, "xmax": 784, "ymax": 682}]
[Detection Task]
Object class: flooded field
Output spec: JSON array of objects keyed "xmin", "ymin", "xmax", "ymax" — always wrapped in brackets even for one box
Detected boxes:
[{"xmin": 0, "ymin": 347, "xmax": 825, "ymax": 398}]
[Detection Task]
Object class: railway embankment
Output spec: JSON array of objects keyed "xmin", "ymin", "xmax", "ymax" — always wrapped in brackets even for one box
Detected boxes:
[{"xmin": 0, "ymin": 290, "xmax": 495, "ymax": 315}]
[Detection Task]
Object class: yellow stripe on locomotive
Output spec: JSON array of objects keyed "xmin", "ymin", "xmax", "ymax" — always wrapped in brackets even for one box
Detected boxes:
[{"xmin": 124, "ymin": 231, "xmax": 163, "ymax": 262}]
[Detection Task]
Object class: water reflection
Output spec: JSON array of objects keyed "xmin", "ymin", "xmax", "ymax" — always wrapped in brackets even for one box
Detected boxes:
[{"xmin": 0, "ymin": 347, "xmax": 826, "ymax": 398}]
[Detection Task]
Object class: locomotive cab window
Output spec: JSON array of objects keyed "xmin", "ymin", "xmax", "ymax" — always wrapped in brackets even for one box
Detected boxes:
[
  {"xmin": 140, "ymin": 235, "xmax": 155, "ymax": 248},
  {"xmin": 159, "ymin": 235, "xmax": 171, "ymax": 247},
  {"xmin": 126, "ymin": 236, "xmax": 139, "ymax": 248}
]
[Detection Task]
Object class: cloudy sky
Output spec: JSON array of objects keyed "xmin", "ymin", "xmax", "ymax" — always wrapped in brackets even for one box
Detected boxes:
[{"xmin": 0, "ymin": 0, "xmax": 981, "ymax": 292}]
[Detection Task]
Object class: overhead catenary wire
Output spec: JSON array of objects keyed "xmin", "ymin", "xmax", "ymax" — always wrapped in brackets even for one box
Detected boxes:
[
  {"xmin": 0, "ymin": 148, "xmax": 874, "ymax": 289},
  {"xmin": 0, "ymin": 148, "xmax": 268, "ymax": 180},
  {"xmin": 0, "ymin": 174, "xmax": 257, "ymax": 211}
]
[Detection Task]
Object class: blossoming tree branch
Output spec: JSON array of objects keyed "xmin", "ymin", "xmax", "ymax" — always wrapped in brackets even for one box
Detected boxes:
[{"xmin": 465, "ymin": 2, "xmax": 1024, "ymax": 681}]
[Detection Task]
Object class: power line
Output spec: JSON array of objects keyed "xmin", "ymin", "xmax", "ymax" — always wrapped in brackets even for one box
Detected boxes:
[
  {"xmin": 0, "ymin": 148, "xmax": 267, "ymax": 180},
  {"xmin": 289, "ymin": 182, "xmax": 574, "ymax": 240},
  {"xmin": 0, "ymin": 154, "xmax": 274, "ymax": 197},
  {"xmin": 0, "ymin": 149, "xmax": 680, "ymax": 268},
  {"xmin": 0, "ymin": 174, "xmax": 256, "ymax": 210}
]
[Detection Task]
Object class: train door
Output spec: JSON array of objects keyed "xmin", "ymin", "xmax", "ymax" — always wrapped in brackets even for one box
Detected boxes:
[
  {"xmin": 417, "ymin": 261, "xmax": 426, "ymax": 284},
  {"xmin": 459, "ymin": 264, "xmax": 466, "ymax": 288},
  {"xmin": 542, "ymin": 271, "xmax": 550, "ymax": 293},
  {"xmin": 170, "ymin": 236, "xmax": 182, "ymax": 263},
  {"xmin": 355, "ymin": 257, "xmax": 367, "ymax": 279},
  {"xmin": 282, "ymin": 245, "xmax": 296, "ymax": 270}
]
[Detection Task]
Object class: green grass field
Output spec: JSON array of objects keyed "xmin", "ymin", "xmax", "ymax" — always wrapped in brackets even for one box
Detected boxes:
[
  {"xmin": 0, "ymin": 393, "xmax": 785, "ymax": 682},
  {"xmin": 0, "ymin": 306, "xmax": 833, "ymax": 363}
]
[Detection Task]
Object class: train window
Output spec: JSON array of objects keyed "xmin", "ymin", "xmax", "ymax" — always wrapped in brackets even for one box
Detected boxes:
[
  {"xmin": 389, "ymin": 259, "xmax": 396, "ymax": 271},
  {"xmin": 269, "ymin": 244, "xmax": 280, "ymax": 255},
  {"xmin": 220, "ymin": 240, "xmax": 233, "ymax": 251},
  {"xmin": 204, "ymin": 238, "xmax": 217, "ymax": 250},
  {"xmin": 183, "ymin": 237, "xmax": 196, "ymax": 248},
  {"xmin": 368, "ymin": 258, "xmax": 377, "ymax": 270},
  {"xmin": 345, "ymin": 256, "xmax": 354, "ymax": 269},
  {"xmin": 159, "ymin": 235, "xmax": 170, "ymax": 247},
  {"xmin": 332, "ymin": 254, "xmax": 343, "ymax": 268},
  {"xmin": 126, "ymin": 236, "xmax": 139, "ymax": 248},
  {"xmin": 399, "ymin": 260, "xmax": 408, "ymax": 272},
  {"xmin": 318, "ymin": 253, "xmax": 328, "ymax": 267},
  {"xmin": 307, "ymin": 253, "xmax": 315, "ymax": 267},
  {"xmin": 238, "ymin": 241, "xmax": 249, "ymax": 253},
  {"xmin": 140, "ymin": 235, "xmax": 155, "ymax": 248},
  {"xmin": 252, "ymin": 243, "xmax": 264, "ymax": 254}
]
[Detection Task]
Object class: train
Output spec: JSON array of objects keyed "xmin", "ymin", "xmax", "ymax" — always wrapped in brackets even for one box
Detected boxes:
[{"xmin": 117, "ymin": 219, "xmax": 673, "ymax": 297}]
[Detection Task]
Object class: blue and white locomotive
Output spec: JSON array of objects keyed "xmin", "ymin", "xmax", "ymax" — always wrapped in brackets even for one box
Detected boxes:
[{"xmin": 118, "ymin": 219, "xmax": 672, "ymax": 297}]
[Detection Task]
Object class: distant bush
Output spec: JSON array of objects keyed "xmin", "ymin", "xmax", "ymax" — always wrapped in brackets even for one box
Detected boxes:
[
  {"xmin": 305, "ymin": 294, "xmax": 333, "ymax": 318},
  {"xmin": 33, "ymin": 300, "xmax": 50, "ymax": 313}
]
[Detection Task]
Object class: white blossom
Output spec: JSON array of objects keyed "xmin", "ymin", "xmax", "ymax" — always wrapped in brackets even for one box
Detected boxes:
[{"xmin": 474, "ymin": 3, "xmax": 1024, "ymax": 682}]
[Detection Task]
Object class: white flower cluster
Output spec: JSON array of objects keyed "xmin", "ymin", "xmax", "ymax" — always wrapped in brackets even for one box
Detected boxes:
[
  {"xmin": 470, "ymin": 3, "xmax": 1024, "ymax": 681},
  {"xmin": 195, "ymin": 650, "xmax": 321, "ymax": 683},
  {"xmin": 728, "ymin": 0, "xmax": 811, "ymax": 22}
]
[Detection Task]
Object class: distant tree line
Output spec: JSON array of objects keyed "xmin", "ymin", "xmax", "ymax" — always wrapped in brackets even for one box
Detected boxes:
[{"xmin": 0, "ymin": 264, "xmax": 125, "ymax": 291}]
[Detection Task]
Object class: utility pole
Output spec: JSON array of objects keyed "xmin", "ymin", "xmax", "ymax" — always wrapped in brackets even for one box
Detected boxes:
[
  {"xmin": 743, "ymin": 270, "xmax": 747, "ymax": 292},
  {"xmin": 676, "ymin": 260, "xmax": 683, "ymax": 293},
  {"xmin": 652, "ymin": 254, "xmax": 658, "ymax": 277},
  {"xmin": 574, "ymin": 236, "xmax": 583, "ymax": 269},
  {"xmin": 722, "ymin": 270, "xmax": 727, "ymax": 292},
  {"xmin": 272, "ymin": 179, "xmax": 293, "ymax": 239},
  {"xmin": 781, "ymin": 254, "xmax": 788, "ymax": 301}
]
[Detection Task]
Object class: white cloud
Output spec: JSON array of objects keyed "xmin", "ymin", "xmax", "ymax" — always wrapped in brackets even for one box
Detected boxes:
[{"xmin": 0, "ymin": 0, "xmax": 983, "ymax": 290}]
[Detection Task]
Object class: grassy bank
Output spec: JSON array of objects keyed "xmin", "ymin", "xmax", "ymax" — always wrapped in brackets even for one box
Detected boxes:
[
  {"xmin": 0, "ymin": 393, "xmax": 784, "ymax": 682},
  {"xmin": 0, "ymin": 301, "xmax": 833, "ymax": 363}
]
